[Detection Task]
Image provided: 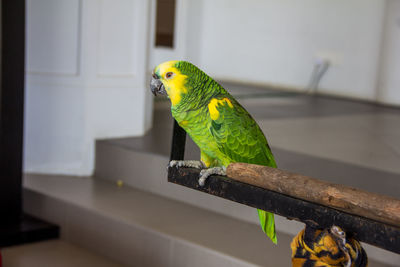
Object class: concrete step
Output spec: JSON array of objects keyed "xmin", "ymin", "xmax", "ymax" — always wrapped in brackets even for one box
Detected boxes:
[
  {"xmin": 92, "ymin": 96, "xmax": 400, "ymax": 266},
  {"xmin": 23, "ymin": 174, "xmax": 396, "ymax": 266},
  {"xmin": 94, "ymin": 137, "xmax": 400, "ymax": 266},
  {"xmin": 23, "ymin": 174, "xmax": 294, "ymax": 267}
]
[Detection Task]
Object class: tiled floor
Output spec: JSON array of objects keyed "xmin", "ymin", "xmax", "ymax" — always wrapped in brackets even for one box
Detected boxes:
[{"xmin": 2, "ymin": 240, "xmax": 124, "ymax": 267}]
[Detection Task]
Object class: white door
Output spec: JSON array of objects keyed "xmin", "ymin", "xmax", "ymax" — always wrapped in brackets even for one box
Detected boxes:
[{"xmin": 25, "ymin": 0, "xmax": 153, "ymax": 175}]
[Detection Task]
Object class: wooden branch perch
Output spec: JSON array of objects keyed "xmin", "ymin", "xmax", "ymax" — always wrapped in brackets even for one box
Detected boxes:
[
  {"xmin": 168, "ymin": 166, "xmax": 400, "ymax": 253},
  {"xmin": 227, "ymin": 163, "xmax": 400, "ymax": 227}
]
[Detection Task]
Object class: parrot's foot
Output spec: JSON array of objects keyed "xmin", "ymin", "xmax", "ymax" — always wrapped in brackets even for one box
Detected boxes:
[
  {"xmin": 169, "ymin": 160, "xmax": 206, "ymax": 169},
  {"xmin": 198, "ymin": 166, "xmax": 226, "ymax": 187}
]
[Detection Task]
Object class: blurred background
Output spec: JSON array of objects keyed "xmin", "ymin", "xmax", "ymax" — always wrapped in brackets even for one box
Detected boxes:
[{"xmin": 2, "ymin": 0, "xmax": 400, "ymax": 266}]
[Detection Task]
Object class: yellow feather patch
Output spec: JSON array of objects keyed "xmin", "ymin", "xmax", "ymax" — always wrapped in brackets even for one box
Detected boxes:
[
  {"xmin": 208, "ymin": 97, "xmax": 233, "ymax": 120},
  {"xmin": 155, "ymin": 60, "xmax": 188, "ymax": 106},
  {"xmin": 201, "ymin": 156, "xmax": 212, "ymax": 168},
  {"xmin": 179, "ymin": 120, "xmax": 189, "ymax": 127},
  {"xmin": 200, "ymin": 151, "xmax": 214, "ymax": 168}
]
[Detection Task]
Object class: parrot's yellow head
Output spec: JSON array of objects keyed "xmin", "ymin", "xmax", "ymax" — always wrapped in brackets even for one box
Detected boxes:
[
  {"xmin": 150, "ymin": 60, "xmax": 224, "ymax": 108},
  {"xmin": 150, "ymin": 60, "xmax": 188, "ymax": 106}
]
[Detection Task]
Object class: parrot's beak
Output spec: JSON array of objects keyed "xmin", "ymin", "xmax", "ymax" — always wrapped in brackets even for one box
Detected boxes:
[{"xmin": 150, "ymin": 71, "xmax": 167, "ymax": 96}]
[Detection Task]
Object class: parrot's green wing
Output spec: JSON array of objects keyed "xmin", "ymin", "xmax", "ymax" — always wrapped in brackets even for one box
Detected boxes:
[
  {"xmin": 208, "ymin": 95, "xmax": 277, "ymax": 244},
  {"xmin": 208, "ymin": 95, "xmax": 276, "ymax": 167}
]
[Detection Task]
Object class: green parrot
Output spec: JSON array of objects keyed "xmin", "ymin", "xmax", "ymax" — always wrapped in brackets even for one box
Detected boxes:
[{"xmin": 150, "ymin": 60, "xmax": 277, "ymax": 244}]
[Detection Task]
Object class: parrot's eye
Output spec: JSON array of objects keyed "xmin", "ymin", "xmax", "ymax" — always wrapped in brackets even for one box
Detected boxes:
[{"xmin": 165, "ymin": 72, "xmax": 174, "ymax": 79}]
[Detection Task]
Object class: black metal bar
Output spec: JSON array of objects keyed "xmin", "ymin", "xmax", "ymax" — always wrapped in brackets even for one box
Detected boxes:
[
  {"xmin": 168, "ymin": 166, "xmax": 400, "ymax": 254},
  {"xmin": 170, "ymin": 120, "xmax": 186, "ymax": 161},
  {"xmin": 0, "ymin": 0, "xmax": 26, "ymax": 226}
]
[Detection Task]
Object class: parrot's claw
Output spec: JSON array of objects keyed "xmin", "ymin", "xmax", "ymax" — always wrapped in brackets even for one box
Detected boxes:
[
  {"xmin": 169, "ymin": 160, "xmax": 205, "ymax": 169},
  {"xmin": 198, "ymin": 166, "xmax": 226, "ymax": 187}
]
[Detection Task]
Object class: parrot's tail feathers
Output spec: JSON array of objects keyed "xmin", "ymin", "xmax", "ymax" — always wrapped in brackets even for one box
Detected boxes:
[{"xmin": 257, "ymin": 209, "xmax": 277, "ymax": 244}]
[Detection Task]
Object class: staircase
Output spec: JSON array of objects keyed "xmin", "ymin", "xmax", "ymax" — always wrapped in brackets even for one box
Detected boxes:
[{"xmin": 23, "ymin": 88, "xmax": 400, "ymax": 266}]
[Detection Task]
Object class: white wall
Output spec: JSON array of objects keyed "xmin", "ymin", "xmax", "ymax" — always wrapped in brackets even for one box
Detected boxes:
[
  {"xmin": 24, "ymin": 0, "xmax": 153, "ymax": 175},
  {"xmin": 151, "ymin": 0, "xmax": 398, "ymax": 104},
  {"xmin": 198, "ymin": 0, "xmax": 386, "ymax": 100},
  {"xmin": 377, "ymin": 0, "xmax": 400, "ymax": 105}
]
